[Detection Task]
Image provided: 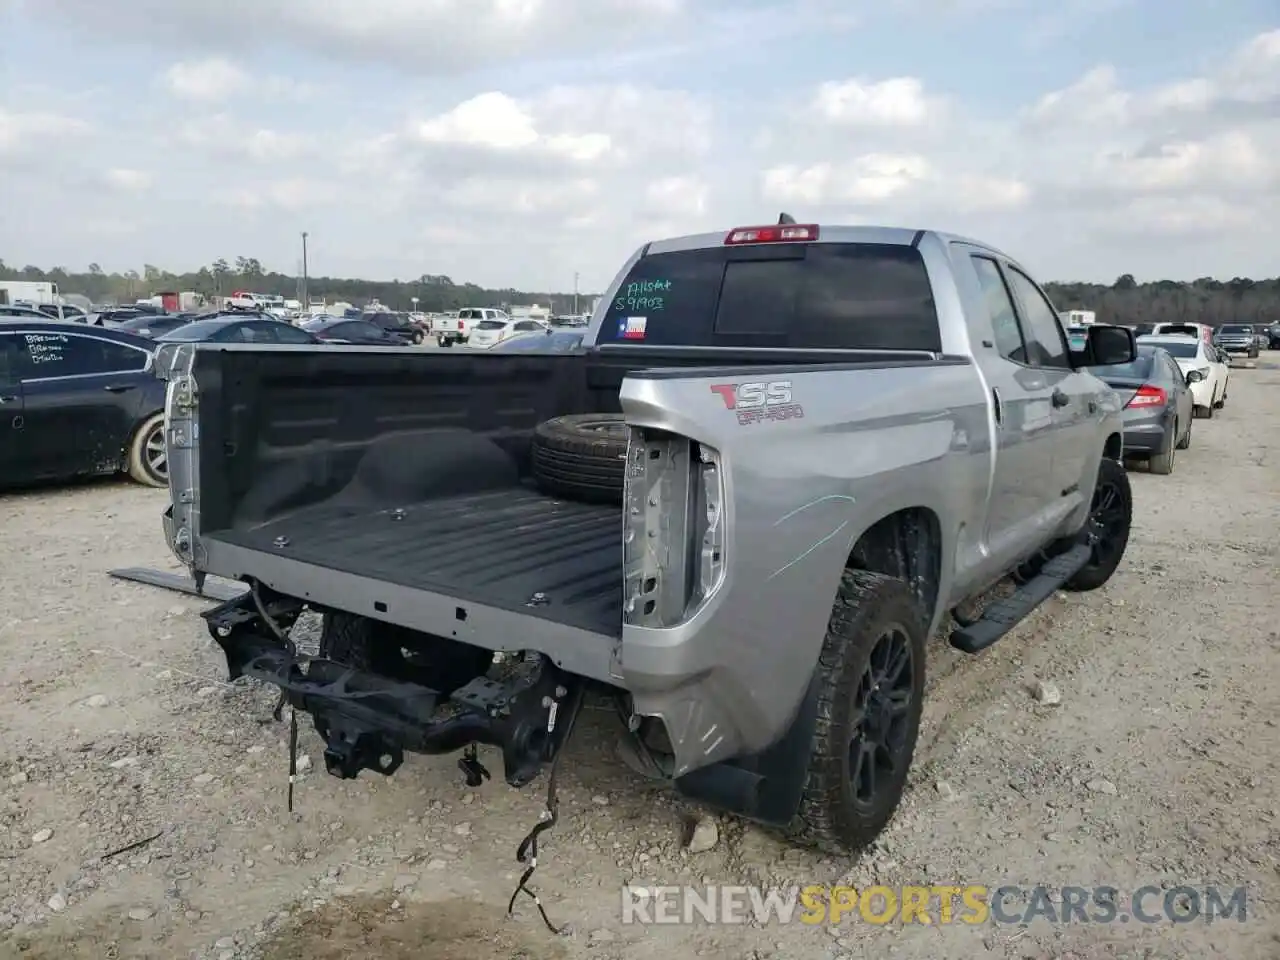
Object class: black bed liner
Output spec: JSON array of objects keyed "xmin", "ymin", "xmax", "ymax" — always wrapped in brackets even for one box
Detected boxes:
[{"xmin": 208, "ymin": 488, "xmax": 622, "ymax": 636}]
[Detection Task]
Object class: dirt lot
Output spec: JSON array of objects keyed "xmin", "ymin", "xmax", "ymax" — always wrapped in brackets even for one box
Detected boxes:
[{"xmin": 2, "ymin": 367, "xmax": 1278, "ymax": 960}]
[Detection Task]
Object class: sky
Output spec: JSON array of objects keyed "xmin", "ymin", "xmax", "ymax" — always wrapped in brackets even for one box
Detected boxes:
[{"xmin": 0, "ymin": 0, "xmax": 1277, "ymax": 293}]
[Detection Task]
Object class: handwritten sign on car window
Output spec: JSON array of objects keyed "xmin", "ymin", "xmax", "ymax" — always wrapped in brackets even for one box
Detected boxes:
[
  {"xmin": 613, "ymin": 279, "xmax": 670, "ymax": 313},
  {"xmin": 24, "ymin": 333, "xmax": 68, "ymax": 365}
]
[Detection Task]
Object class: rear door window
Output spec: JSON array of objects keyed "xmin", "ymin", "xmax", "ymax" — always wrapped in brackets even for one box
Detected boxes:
[
  {"xmin": 970, "ymin": 255, "xmax": 1027, "ymax": 364},
  {"xmin": 603, "ymin": 242, "xmax": 941, "ymax": 351},
  {"xmin": 1003, "ymin": 267, "xmax": 1070, "ymax": 369},
  {"xmin": 0, "ymin": 333, "xmax": 24, "ymax": 386},
  {"xmin": 272, "ymin": 324, "xmax": 316, "ymax": 344},
  {"xmin": 20, "ymin": 333, "xmax": 146, "ymax": 377}
]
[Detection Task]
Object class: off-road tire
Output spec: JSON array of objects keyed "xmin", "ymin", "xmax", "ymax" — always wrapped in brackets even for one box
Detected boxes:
[
  {"xmin": 1064, "ymin": 457, "xmax": 1132, "ymax": 592},
  {"xmin": 1176, "ymin": 418, "xmax": 1192, "ymax": 450},
  {"xmin": 126, "ymin": 412, "xmax": 167, "ymax": 487},
  {"xmin": 1148, "ymin": 424, "xmax": 1175, "ymax": 475},
  {"xmin": 319, "ymin": 612, "xmax": 490, "ymax": 694},
  {"xmin": 783, "ymin": 570, "xmax": 927, "ymax": 855},
  {"xmin": 531, "ymin": 414, "xmax": 628, "ymax": 504}
]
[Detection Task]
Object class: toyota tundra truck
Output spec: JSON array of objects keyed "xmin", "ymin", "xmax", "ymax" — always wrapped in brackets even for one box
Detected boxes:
[{"xmin": 157, "ymin": 219, "xmax": 1137, "ymax": 858}]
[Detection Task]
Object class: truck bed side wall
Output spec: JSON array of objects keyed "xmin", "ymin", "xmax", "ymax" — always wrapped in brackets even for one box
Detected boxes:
[
  {"xmin": 192, "ymin": 350, "xmax": 590, "ymax": 533},
  {"xmin": 189, "ymin": 346, "xmax": 936, "ymax": 533}
]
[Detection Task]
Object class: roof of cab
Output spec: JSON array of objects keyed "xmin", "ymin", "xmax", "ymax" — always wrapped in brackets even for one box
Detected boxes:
[{"xmin": 642, "ymin": 222, "xmax": 1011, "ymax": 260}]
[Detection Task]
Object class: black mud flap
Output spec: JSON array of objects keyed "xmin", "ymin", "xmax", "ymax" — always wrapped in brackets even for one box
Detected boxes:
[
  {"xmin": 202, "ymin": 590, "xmax": 581, "ymax": 788},
  {"xmin": 672, "ymin": 673, "xmax": 821, "ymax": 826}
]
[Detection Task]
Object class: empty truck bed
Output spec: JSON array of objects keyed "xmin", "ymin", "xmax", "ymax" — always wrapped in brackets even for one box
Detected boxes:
[{"xmin": 207, "ymin": 488, "xmax": 623, "ymax": 636}]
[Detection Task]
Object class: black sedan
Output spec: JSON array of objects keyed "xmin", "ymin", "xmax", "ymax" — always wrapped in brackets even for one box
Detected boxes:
[
  {"xmin": 155, "ymin": 316, "xmax": 321, "ymax": 344},
  {"xmin": 363, "ymin": 311, "xmax": 426, "ymax": 344},
  {"xmin": 300, "ymin": 317, "xmax": 412, "ymax": 345},
  {"xmin": 0, "ymin": 320, "xmax": 169, "ymax": 488},
  {"xmin": 112, "ymin": 314, "xmax": 196, "ymax": 339}
]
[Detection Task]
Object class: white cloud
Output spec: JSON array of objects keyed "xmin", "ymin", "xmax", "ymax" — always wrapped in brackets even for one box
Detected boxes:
[
  {"xmin": 217, "ymin": 178, "xmax": 339, "ymax": 211},
  {"xmin": 104, "ymin": 168, "xmax": 151, "ymax": 192},
  {"xmin": 414, "ymin": 91, "xmax": 615, "ymax": 163},
  {"xmin": 645, "ymin": 176, "xmax": 708, "ymax": 218},
  {"xmin": 811, "ymin": 77, "xmax": 935, "ymax": 127},
  {"xmin": 164, "ymin": 58, "xmax": 250, "ymax": 101},
  {"xmin": 174, "ymin": 115, "xmax": 309, "ymax": 163},
  {"xmin": 35, "ymin": 0, "xmax": 687, "ymax": 74},
  {"xmin": 2, "ymin": 4, "xmax": 1278, "ymax": 289},
  {"xmin": 0, "ymin": 107, "xmax": 90, "ymax": 155}
]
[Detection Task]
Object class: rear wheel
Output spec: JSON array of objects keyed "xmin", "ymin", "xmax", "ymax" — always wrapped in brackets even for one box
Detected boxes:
[
  {"xmin": 438, "ymin": 336, "xmax": 452, "ymax": 348},
  {"xmin": 1064, "ymin": 457, "xmax": 1132, "ymax": 592},
  {"xmin": 126, "ymin": 412, "xmax": 168, "ymax": 487},
  {"xmin": 1148, "ymin": 423, "xmax": 1176, "ymax": 475},
  {"xmin": 784, "ymin": 570, "xmax": 927, "ymax": 855}
]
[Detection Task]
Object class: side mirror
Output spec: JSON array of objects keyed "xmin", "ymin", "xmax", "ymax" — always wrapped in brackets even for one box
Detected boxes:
[
  {"xmin": 1186, "ymin": 370, "xmax": 1204, "ymax": 384},
  {"xmin": 1083, "ymin": 324, "xmax": 1136, "ymax": 366}
]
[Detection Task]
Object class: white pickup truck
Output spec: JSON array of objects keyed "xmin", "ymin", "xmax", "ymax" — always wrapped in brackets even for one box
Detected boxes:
[{"xmin": 433, "ymin": 307, "xmax": 509, "ymax": 347}]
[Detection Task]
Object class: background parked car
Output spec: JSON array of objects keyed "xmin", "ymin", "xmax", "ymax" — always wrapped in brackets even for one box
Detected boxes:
[
  {"xmin": 1268, "ymin": 324, "xmax": 1280, "ymax": 349},
  {"xmin": 468, "ymin": 317, "xmax": 551, "ymax": 349},
  {"xmin": 489, "ymin": 329, "xmax": 586, "ymax": 352},
  {"xmin": 1213, "ymin": 323, "xmax": 1260, "ymax": 359},
  {"xmin": 0, "ymin": 304, "xmax": 55, "ymax": 320},
  {"xmin": 1089, "ymin": 344, "xmax": 1193, "ymax": 475},
  {"xmin": 34, "ymin": 303, "xmax": 87, "ymax": 321},
  {"xmin": 90, "ymin": 307, "xmax": 151, "ymax": 328},
  {"xmin": 1137, "ymin": 334, "xmax": 1228, "ymax": 418},
  {"xmin": 155, "ymin": 316, "xmax": 321, "ymax": 344},
  {"xmin": 300, "ymin": 317, "xmax": 412, "ymax": 345},
  {"xmin": 362, "ymin": 310, "xmax": 426, "ymax": 344},
  {"xmin": 112, "ymin": 314, "xmax": 196, "ymax": 339},
  {"xmin": 0, "ymin": 320, "xmax": 168, "ymax": 487}
]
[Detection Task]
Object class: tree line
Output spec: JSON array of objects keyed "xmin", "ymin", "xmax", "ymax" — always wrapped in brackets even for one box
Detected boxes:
[
  {"xmin": 0, "ymin": 258, "xmax": 588, "ymax": 314},
  {"xmin": 2, "ymin": 259, "xmax": 1277, "ymax": 328}
]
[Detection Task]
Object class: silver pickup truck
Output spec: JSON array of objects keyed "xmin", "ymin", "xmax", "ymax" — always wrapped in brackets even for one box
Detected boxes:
[{"xmin": 158, "ymin": 219, "xmax": 1137, "ymax": 858}]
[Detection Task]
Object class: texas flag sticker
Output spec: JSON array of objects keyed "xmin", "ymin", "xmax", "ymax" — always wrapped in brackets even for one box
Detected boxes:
[{"xmin": 617, "ymin": 316, "xmax": 647, "ymax": 340}]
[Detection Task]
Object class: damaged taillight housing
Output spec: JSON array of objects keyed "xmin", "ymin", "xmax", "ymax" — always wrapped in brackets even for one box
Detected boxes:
[
  {"xmin": 694, "ymin": 444, "xmax": 724, "ymax": 601},
  {"xmin": 622, "ymin": 427, "xmax": 726, "ymax": 628}
]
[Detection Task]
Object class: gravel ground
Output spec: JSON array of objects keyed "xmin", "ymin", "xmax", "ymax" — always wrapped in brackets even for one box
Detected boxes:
[{"xmin": 2, "ymin": 366, "xmax": 1278, "ymax": 960}]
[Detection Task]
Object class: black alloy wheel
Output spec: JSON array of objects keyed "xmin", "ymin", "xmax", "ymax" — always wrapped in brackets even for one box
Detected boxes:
[
  {"xmin": 1085, "ymin": 475, "xmax": 1127, "ymax": 570},
  {"xmin": 848, "ymin": 627, "xmax": 915, "ymax": 811}
]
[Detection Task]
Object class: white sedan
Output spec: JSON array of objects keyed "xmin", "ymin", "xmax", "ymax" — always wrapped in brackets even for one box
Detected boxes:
[
  {"xmin": 1137, "ymin": 334, "xmax": 1228, "ymax": 417},
  {"xmin": 468, "ymin": 317, "xmax": 552, "ymax": 349}
]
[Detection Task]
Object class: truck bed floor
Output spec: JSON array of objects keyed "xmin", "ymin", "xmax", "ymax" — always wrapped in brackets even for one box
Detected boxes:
[{"xmin": 208, "ymin": 489, "xmax": 622, "ymax": 636}]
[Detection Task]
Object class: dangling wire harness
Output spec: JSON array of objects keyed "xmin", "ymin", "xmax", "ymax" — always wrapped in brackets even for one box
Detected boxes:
[
  {"xmin": 506, "ymin": 685, "xmax": 584, "ymax": 934},
  {"xmin": 248, "ymin": 579, "xmax": 302, "ymax": 811}
]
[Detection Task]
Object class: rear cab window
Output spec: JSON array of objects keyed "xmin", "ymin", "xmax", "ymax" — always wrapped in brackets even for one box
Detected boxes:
[{"xmin": 602, "ymin": 243, "xmax": 941, "ymax": 351}]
